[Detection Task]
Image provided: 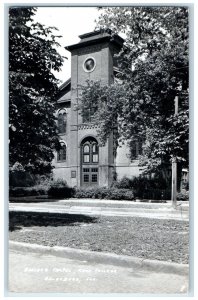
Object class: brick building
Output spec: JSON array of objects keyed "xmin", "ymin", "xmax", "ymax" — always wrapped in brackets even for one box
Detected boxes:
[{"xmin": 53, "ymin": 30, "xmax": 144, "ymax": 187}]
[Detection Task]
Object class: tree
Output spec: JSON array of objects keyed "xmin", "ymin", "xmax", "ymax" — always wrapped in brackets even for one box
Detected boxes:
[
  {"xmin": 80, "ymin": 7, "xmax": 189, "ymax": 181},
  {"xmin": 9, "ymin": 7, "xmax": 65, "ymax": 174}
]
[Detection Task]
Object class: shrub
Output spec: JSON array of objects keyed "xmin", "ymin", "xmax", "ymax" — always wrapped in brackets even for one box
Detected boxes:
[
  {"xmin": 122, "ymin": 190, "xmax": 135, "ymax": 200},
  {"xmin": 74, "ymin": 187, "xmax": 106, "ymax": 199},
  {"xmin": 112, "ymin": 175, "xmax": 170, "ymax": 200},
  {"xmin": 9, "ymin": 170, "xmax": 36, "ymax": 187},
  {"xmin": 177, "ymin": 190, "xmax": 189, "ymax": 201},
  {"xmin": 93, "ymin": 187, "xmax": 112, "ymax": 199},
  {"xmin": 113, "ymin": 175, "xmax": 169, "ymax": 191},
  {"xmin": 133, "ymin": 188, "xmax": 170, "ymax": 200},
  {"xmin": 9, "ymin": 167, "xmax": 54, "ymax": 188},
  {"xmin": 73, "ymin": 187, "xmax": 135, "ymax": 201},
  {"xmin": 108, "ymin": 188, "xmax": 134, "ymax": 200},
  {"xmin": 9, "ymin": 186, "xmax": 47, "ymax": 197},
  {"xmin": 34, "ymin": 174, "xmax": 53, "ymax": 186},
  {"xmin": 112, "ymin": 176, "xmax": 133, "ymax": 189},
  {"xmin": 48, "ymin": 179, "xmax": 74, "ymax": 199}
]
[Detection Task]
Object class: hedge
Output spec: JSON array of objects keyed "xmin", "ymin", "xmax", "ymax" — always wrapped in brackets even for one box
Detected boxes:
[
  {"xmin": 74, "ymin": 187, "xmax": 135, "ymax": 201},
  {"xmin": 48, "ymin": 179, "xmax": 75, "ymax": 199},
  {"xmin": 9, "ymin": 186, "xmax": 47, "ymax": 197},
  {"xmin": 177, "ymin": 190, "xmax": 189, "ymax": 201}
]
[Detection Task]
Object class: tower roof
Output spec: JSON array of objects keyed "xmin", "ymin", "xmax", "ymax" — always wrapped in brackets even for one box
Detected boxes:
[{"xmin": 65, "ymin": 29, "xmax": 124, "ymax": 51}]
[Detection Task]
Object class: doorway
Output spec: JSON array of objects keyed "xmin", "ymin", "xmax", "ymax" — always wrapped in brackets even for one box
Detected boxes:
[{"xmin": 81, "ymin": 137, "xmax": 99, "ymax": 187}]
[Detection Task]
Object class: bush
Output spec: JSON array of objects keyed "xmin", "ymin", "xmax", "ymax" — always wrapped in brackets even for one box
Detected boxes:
[
  {"xmin": 112, "ymin": 175, "xmax": 169, "ymax": 191},
  {"xmin": 108, "ymin": 188, "xmax": 134, "ymax": 200},
  {"xmin": 112, "ymin": 175, "xmax": 170, "ymax": 200},
  {"xmin": 9, "ymin": 178, "xmax": 74, "ymax": 199},
  {"xmin": 48, "ymin": 179, "xmax": 74, "ymax": 199},
  {"xmin": 73, "ymin": 187, "xmax": 135, "ymax": 201},
  {"xmin": 133, "ymin": 188, "xmax": 171, "ymax": 200},
  {"xmin": 122, "ymin": 190, "xmax": 135, "ymax": 200},
  {"xmin": 177, "ymin": 190, "xmax": 189, "ymax": 201},
  {"xmin": 9, "ymin": 170, "xmax": 36, "ymax": 187},
  {"xmin": 91, "ymin": 187, "xmax": 111, "ymax": 199},
  {"xmin": 34, "ymin": 174, "xmax": 53, "ymax": 186},
  {"xmin": 74, "ymin": 187, "xmax": 107, "ymax": 199},
  {"xmin": 9, "ymin": 186, "xmax": 47, "ymax": 197},
  {"xmin": 112, "ymin": 176, "xmax": 133, "ymax": 189}
]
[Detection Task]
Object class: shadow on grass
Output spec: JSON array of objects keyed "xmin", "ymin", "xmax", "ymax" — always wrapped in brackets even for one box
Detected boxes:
[
  {"xmin": 9, "ymin": 211, "xmax": 98, "ymax": 232},
  {"xmin": 9, "ymin": 196, "xmax": 60, "ymax": 203}
]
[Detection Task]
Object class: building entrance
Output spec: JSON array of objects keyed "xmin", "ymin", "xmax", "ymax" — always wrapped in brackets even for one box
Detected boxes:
[{"xmin": 81, "ymin": 137, "xmax": 99, "ymax": 186}]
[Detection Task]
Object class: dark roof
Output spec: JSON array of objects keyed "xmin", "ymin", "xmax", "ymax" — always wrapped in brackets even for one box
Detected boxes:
[
  {"xmin": 78, "ymin": 29, "xmax": 112, "ymax": 39},
  {"xmin": 66, "ymin": 29, "xmax": 124, "ymax": 52},
  {"xmin": 59, "ymin": 78, "xmax": 71, "ymax": 91},
  {"xmin": 57, "ymin": 78, "xmax": 71, "ymax": 101}
]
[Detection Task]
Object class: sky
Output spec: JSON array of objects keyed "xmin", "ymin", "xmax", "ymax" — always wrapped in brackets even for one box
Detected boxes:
[{"xmin": 33, "ymin": 7, "xmax": 101, "ymax": 84}]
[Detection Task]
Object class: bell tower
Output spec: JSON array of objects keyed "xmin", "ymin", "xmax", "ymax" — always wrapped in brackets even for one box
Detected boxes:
[{"xmin": 65, "ymin": 29, "xmax": 124, "ymax": 187}]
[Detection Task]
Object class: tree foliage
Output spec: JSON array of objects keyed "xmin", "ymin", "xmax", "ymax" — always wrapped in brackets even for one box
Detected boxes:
[
  {"xmin": 80, "ymin": 6, "xmax": 189, "ymax": 174},
  {"xmin": 9, "ymin": 7, "xmax": 65, "ymax": 174}
]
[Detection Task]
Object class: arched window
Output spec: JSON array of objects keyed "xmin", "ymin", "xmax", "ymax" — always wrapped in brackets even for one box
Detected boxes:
[
  {"xmin": 82, "ymin": 138, "xmax": 99, "ymax": 164},
  {"xmin": 57, "ymin": 142, "xmax": 66, "ymax": 161},
  {"xmin": 83, "ymin": 144, "xmax": 90, "ymax": 163},
  {"xmin": 57, "ymin": 109, "xmax": 67, "ymax": 134},
  {"xmin": 92, "ymin": 142, "xmax": 98, "ymax": 163}
]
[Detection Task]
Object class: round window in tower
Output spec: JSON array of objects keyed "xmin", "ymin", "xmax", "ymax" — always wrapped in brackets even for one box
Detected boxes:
[{"xmin": 83, "ymin": 57, "xmax": 96, "ymax": 72}]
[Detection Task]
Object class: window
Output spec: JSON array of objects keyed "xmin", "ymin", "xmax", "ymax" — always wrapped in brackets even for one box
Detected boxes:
[
  {"xmin": 57, "ymin": 109, "xmax": 67, "ymax": 134},
  {"xmin": 92, "ymin": 174, "xmax": 98, "ymax": 182},
  {"xmin": 82, "ymin": 139, "xmax": 99, "ymax": 164},
  {"xmin": 83, "ymin": 57, "xmax": 96, "ymax": 73},
  {"xmin": 92, "ymin": 143, "xmax": 98, "ymax": 163},
  {"xmin": 82, "ymin": 106, "xmax": 98, "ymax": 123},
  {"xmin": 83, "ymin": 144, "xmax": 90, "ymax": 163},
  {"xmin": 57, "ymin": 142, "xmax": 66, "ymax": 161},
  {"xmin": 83, "ymin": 174, "xmax": 89, "ymax": 182},
  {"xmin": 83, "ymin": 145, "xmax": 90, "ymax": 153},
  {"xmin": 130, "ymin": 141, "xmax": 143, "ymax": 160}
]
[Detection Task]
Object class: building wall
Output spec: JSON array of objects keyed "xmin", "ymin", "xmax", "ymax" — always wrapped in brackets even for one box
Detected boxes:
[
  {"xmin": 53, "ymin": 32, "xmax": 142, "ymax": 187},
  {"xmin": 68, "ymin": 41, "xmax": 115, "ymax": 187},
  {"xmin": 52, "ymin": 101, "xmax": 71, "ymax": 184},
  {"xmin": 115, "ymin": 141, "xmax": 144, "ymax": 180}
]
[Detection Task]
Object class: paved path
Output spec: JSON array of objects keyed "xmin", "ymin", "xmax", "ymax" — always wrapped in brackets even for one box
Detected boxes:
[
  {"xmin": 9, "ymin": 199, "xmax": 189, "ymax": 220},
  {"xmin": 9, "ymin": 249, "xmax": 189, "ymax": 294}
]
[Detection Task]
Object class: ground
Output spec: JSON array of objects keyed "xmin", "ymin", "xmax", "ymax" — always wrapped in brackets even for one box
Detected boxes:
[{"xmin": 9, "ymin": 211, "xmax": 189, "ymax": 264}]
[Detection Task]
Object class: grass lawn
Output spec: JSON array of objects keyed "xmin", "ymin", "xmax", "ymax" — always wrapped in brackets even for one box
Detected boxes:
[{"xmin": 9, "ymin": 211, "xmax": 189, "ymax": 264}]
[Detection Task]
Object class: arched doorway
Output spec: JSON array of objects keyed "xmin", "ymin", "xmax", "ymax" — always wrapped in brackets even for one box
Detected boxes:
[{"xmin": 81, "ymin": 137, "xmax": 99, "ymax": 187}]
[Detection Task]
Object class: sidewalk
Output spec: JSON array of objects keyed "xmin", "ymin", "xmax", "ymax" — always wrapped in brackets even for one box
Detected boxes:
[
  {"xmin": 9, "ymin": 199, "xmax": 189, "ymax": 220},
  {"xmin": 9, "ymin": 243, "xmax": 189, "ymax": 294},
  {"xmin": 8, "ymin": 198, "xmax": 189, "ymax": 294}
]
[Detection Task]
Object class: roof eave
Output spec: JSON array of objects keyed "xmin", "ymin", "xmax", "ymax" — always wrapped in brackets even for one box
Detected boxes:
[
  {"xmin": 59, "ymin": 78, "xmax": 71, "ymax": 91},
  {"xmin": 65, "ymin": 35, "xmax": 123, "ymax": 52}
]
